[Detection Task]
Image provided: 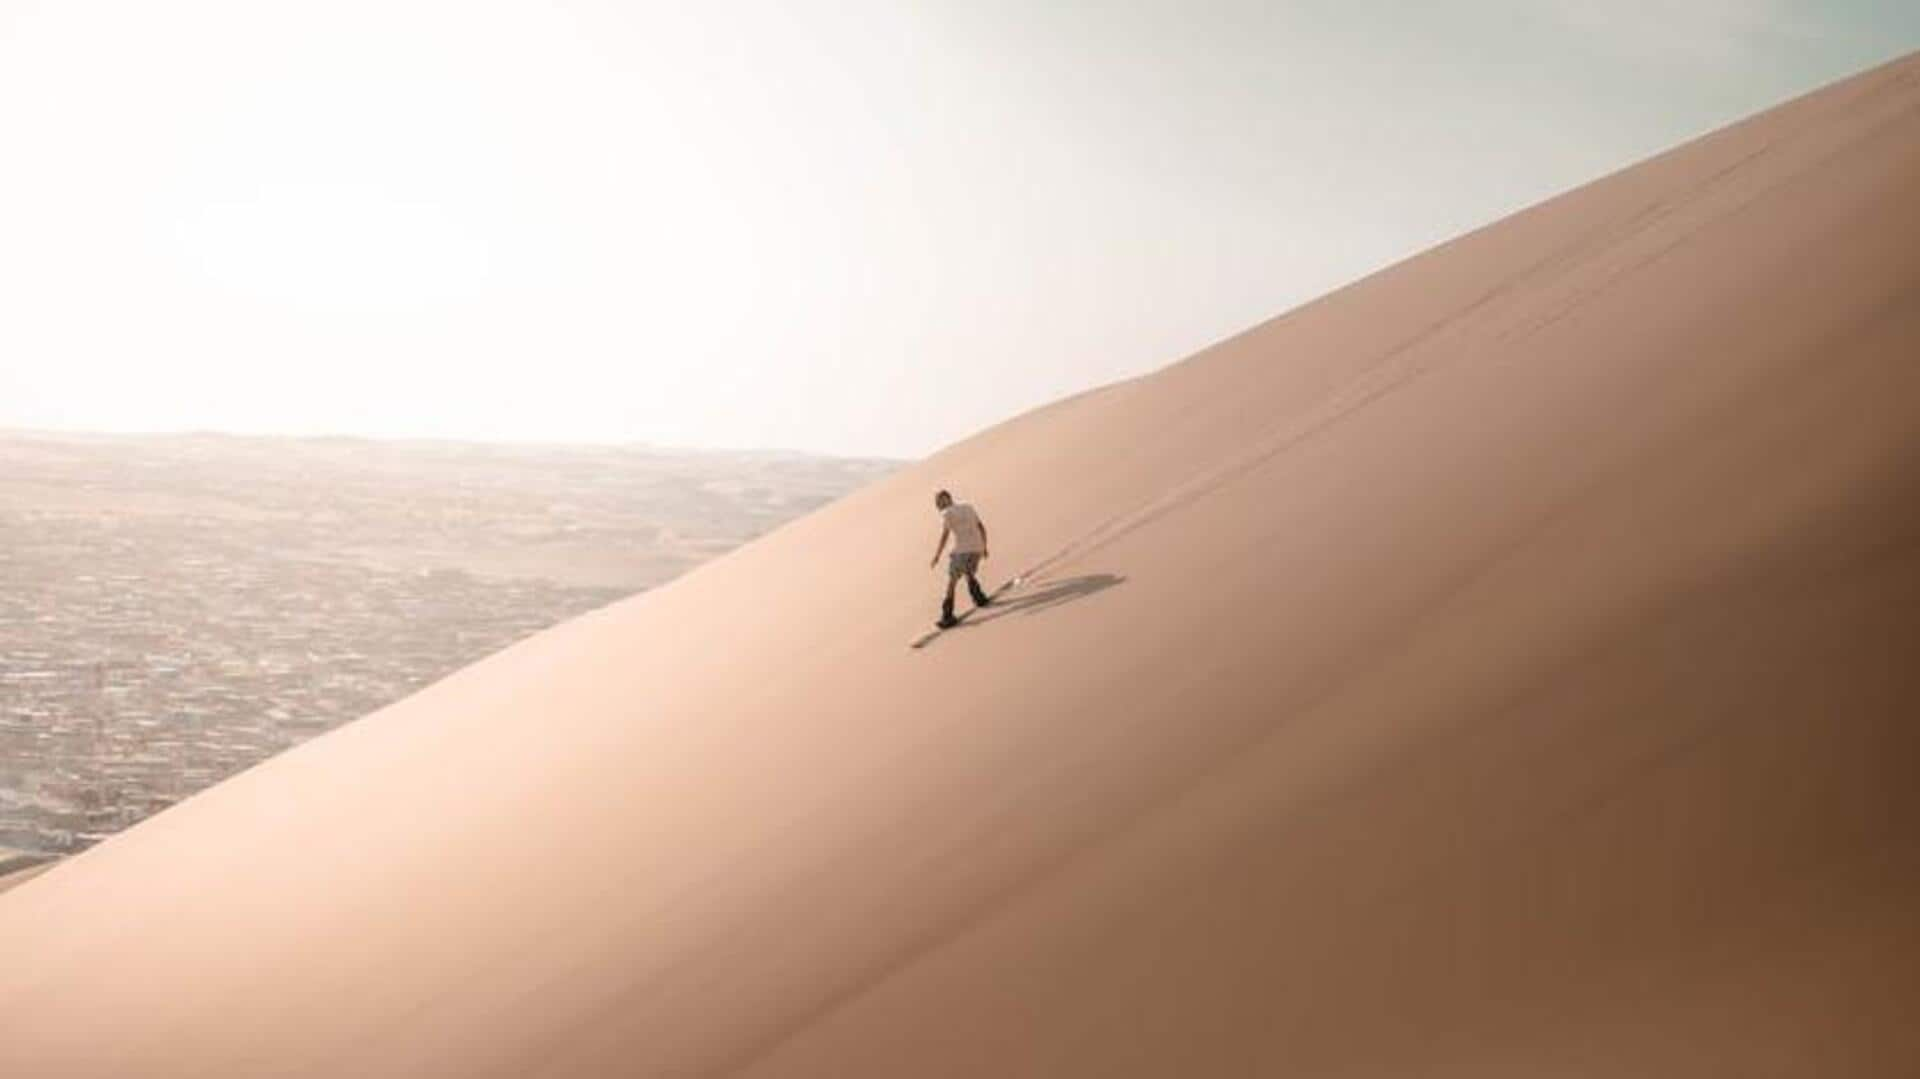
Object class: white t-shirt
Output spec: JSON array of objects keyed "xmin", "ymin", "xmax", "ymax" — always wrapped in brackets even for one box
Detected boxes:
[{"xmin": 942, "ymin": 502, "xmax": 987, "ymax": 554}]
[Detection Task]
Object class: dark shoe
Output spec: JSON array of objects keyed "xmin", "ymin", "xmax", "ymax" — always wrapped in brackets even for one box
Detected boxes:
[{"xmin": 937, "ymin": 613, "xmax": 960, "ymax": 629}]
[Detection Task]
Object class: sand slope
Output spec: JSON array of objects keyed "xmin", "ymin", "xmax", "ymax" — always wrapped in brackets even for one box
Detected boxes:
[{"xmin": 3, "ymin": 53, "xmax": 1918, "ymax": 1077}]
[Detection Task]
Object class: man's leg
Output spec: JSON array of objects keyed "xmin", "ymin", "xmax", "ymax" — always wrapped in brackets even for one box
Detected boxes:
[
  {"xmin": 966, "ymin": 570, "xmax": 990, "ymax": 608},
  {"xmin": 941, "ymin": 575, "xmax": 959, "ymax": 623}
]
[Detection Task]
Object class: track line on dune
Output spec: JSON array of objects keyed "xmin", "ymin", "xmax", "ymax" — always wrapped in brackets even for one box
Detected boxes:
[
  {"xmin": 1006, "ymin": 349, "xmax": 1457, "ymax": 590},
  {"xmin": 1000, "ymin": 201, "xmax": 1709, "ymax": 588},
  {"xmin": 1008, "ymin": 85, "xmax": 1920, "ymax": 596}
]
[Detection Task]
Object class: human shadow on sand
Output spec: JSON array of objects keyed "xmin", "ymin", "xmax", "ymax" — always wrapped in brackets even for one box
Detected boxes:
[
  {"xmin": 973, "ymin": 572, "xmax": 1125, "ymax": 626},
  {"xmin": 913, "ymin": 572, "xmax": 1126, "ymax": 649}
]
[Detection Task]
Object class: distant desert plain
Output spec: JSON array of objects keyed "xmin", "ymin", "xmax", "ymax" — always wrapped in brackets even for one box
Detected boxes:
[{"xmin": 0, "ymin": 431, "xmax": 892, "ymax": 860}]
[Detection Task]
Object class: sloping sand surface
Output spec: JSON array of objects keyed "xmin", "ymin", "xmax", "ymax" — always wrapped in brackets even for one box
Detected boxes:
[{"xmin": 3, "ymin": 53, "xmax": 1918, "ymax": 1077}]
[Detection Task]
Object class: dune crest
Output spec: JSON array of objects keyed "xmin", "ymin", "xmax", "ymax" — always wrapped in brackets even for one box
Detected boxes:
[{"xmin": 3, "ymin": 52, "xmax": 1919, "ymax": 1077}]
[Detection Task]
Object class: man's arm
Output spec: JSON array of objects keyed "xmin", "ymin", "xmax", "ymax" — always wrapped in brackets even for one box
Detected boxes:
[
  {"xmin": 930, "ymin": 525, "xmax": 950, "ymax": 567},
  {"xmin": 977, "ymin": 516, "xmax": 989, "ymax": 558}
]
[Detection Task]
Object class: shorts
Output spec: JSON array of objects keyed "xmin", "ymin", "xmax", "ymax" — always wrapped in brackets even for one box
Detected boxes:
[{"xmin": 947, "ymin": 550, "xmax": 983, "ymax": 579}]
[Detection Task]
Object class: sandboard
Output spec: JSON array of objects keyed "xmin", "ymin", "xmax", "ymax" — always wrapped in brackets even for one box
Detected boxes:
[{"xmin": 910, "ymin": 577, "xmax": 1022, "ymax": 649}]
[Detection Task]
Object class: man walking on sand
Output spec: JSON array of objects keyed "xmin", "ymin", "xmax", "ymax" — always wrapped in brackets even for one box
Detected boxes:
[{"xmin": 930, "ymin": 489, "xmax": 992, "ymax": 628}]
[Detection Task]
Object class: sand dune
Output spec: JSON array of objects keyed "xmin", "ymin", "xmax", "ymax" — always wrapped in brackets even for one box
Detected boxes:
[{"xmin": 3, "ymin": 52, "xmax": 1918, "ymax": 1077}]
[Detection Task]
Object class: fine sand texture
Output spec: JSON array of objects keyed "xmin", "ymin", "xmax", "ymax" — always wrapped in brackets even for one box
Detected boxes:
[{"xmin": 2, "ymin": 52, "xmax": 1917, "ymax": 1077}]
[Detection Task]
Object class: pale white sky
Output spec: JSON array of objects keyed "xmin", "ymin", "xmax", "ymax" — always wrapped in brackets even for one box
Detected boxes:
[{"xmin": 1, "ymin": 1, "xmax": 1914, "ymax": 457}]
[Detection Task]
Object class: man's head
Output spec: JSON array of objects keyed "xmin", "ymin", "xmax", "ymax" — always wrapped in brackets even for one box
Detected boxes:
[{"xmin": 933, "ymin": 490, "xmax": 953, "ymax": 510}]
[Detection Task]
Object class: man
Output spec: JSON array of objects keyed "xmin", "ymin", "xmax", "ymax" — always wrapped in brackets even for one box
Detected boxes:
[{"xmin": 929, "ymin": 489, "xmax": 992, "ymax": 628}]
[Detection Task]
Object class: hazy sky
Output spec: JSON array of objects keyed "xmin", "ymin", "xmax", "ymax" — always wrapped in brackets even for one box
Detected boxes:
[{"xmin": 2, "ymin": 2, "xmax": 1914, "ymax": 457}]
